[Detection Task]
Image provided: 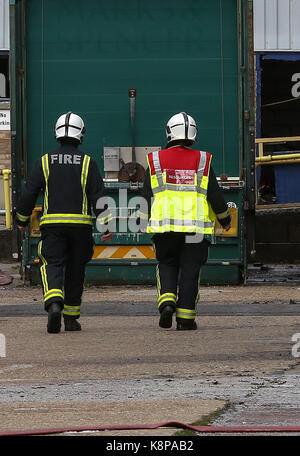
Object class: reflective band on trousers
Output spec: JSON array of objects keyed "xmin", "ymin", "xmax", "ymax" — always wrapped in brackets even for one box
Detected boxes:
[
  {"xmin": 158, "ymin": 292, "xmax": 176, "ymax": 308},
  {"xmin": 176, "ymin": 308, "xmax": 196, "ymax": 320},
  {"xmin": 16, "ymin": 212, "xmax": 30, "ymax": 222},
  {"xmin": 38, "ymin": 240, "xmax": 49, "ymax": 294},
  {"xmin": 40, "ymin": 213, "xmax": 93, "ymax": 225},
  {"xmin": 44, "ymin": 289, "xmax": 64, "ymax": 302},
  {"xmin": 63, "ymin": 305, "xmax": 80, "ymax": 316}
]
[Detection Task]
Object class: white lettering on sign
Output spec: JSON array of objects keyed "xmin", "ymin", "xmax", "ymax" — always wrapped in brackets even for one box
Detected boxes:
[
  {"xmin": 291, "ymin": 73, "xmax": 300, "ymax": 98},
  {"xmin": 0, "ymin": 110, "xmax": 10, "ymax": 131}
]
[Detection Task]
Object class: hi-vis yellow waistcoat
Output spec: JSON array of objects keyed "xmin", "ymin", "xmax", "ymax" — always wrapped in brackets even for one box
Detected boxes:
[{"xmin": 146, "ymin": 149, "xmax": 216, "ymax": 234}]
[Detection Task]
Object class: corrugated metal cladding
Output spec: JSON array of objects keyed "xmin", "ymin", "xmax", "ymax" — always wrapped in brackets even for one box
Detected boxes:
[
  {"xmin": 254, "ymin": 0, "xmax": 300, "ymax": 51},
  {"xmin": 0, "ymin": 0, "xmax": 9, "ymax": 49}
]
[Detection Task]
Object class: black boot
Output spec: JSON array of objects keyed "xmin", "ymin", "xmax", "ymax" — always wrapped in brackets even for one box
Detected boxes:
[
  {"xmin": 176, "ymin": 320, "xmax": 197, "ymax": 331},
  {"xmin": 64, "ymin": 318, "xmax": 81, "ymax": 331},
  {"xmin": 159, "ymin": 304, "xmax": 175, "ymax": 329},
  {"xmin": 47, "ymin": 302, "xmax": 62, "ymax": 334}
]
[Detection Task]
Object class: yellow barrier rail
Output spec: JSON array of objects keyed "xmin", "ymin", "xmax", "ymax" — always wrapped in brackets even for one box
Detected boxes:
[
  {"xmin": 255, "ymin": 137, "xmax": 300, "ymax": 207},
  {"xmin": 255, "ymin": 136, "xmax": 300, "ymax": 166},
  {"xmin": 0, "ymin": 169, "xmax": 12, "ymax": 229}
]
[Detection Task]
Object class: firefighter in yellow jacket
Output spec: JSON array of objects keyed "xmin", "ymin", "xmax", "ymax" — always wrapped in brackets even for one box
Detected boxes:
[
  {"xmin": 141, "ymin": 112, "xmax": 231, "ymax": 331},
  {"xmin": 16, "ymin": 112, "xmax": 112, "ymax": 333}
]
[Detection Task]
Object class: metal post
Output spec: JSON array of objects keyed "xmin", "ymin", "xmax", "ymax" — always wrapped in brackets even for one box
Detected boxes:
[{"xmin": 2, "ymin": 169, "xmax": 11, "ymax": 229}]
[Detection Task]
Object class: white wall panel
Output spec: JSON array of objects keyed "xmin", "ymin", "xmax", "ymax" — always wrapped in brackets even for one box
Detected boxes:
[
  {"xmin": 254, "ymin": 0, "xmax": 300, "ymax": 51},
  {"xmin": 254, "ymin": 0, "xmax": 266, "ymax": 50},
  {"xmin": 278, "ymin": 0, "xmax": 291, "ymax": 49},
  {"xmin": 290, "ymin": 0, "xmax": 300, "ymax": 48},
  {"xmin": 0, "ymin": 0, "xmax": 9, "ymax": 50},
  {"xmin": 265, "ymin": 0, "xmax": 278, "ymax": 49}
]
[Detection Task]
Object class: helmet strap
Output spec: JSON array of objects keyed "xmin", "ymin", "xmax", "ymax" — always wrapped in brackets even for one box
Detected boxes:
[
  {"xmin": 181, "ymin": 112, "xmax": 189, "ymax": 140},
  {"xmin": 65, "ymin": 111, "xmax": 72, "ymax": 137}
]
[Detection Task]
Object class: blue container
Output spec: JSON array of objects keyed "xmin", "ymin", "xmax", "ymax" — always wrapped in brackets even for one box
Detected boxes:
[{"xmin": 274, "ymin": 152, "xmax": 300, "ymax": 203}]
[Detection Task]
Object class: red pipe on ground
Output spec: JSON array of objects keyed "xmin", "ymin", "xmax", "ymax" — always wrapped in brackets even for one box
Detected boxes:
[{"xmin": 1, "ymin": 422, "xmax": 300, "ymax": 436}]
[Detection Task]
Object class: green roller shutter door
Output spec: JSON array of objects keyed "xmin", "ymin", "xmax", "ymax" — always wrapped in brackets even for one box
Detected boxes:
[{"xmin": 25, "ymin": 0, "xmax": 239, "ymax": 177}]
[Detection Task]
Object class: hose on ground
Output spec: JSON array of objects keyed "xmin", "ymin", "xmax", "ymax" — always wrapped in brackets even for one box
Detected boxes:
[{"xmin": 1, "ymin": 422, "xmax": 300, "ymax": 436}]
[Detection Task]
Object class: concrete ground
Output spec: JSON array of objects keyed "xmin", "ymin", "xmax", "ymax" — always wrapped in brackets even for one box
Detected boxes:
[{"xmin": 1, "ymin": 262, "xmax": 300, "ymax": 437}]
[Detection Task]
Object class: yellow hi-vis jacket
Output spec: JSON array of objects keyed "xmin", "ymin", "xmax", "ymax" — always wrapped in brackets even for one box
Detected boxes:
[{"xmin": 146, "ymin": 149, "xmax": 216, "ymax": 234}]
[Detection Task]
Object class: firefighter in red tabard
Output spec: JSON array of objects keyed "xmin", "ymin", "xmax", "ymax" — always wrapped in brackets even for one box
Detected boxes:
[{"xmin": 141, "ymin": 112, "xmax": 231, "ymax": 330}]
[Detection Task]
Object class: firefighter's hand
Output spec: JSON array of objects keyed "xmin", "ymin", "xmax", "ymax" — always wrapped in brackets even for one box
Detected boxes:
[
  {"xmin": 101, "ymin": 231, "xmax": 113, "ymax": 242},
  {"xmin": 17, "ymin": 225, "xmax": 27, "ymax": 232}
]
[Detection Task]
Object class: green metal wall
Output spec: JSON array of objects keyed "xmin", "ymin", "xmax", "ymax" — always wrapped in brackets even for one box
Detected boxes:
[
  {"xmin": 10, "ymin": 0, "xmax": 253, "ymax": 285},
  {"xmin": 25, "ymin": 0, "xmax": 239, "ymax": 176}
]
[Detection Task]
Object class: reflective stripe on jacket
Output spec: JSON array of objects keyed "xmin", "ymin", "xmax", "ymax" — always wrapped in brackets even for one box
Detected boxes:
[
  {"xmin": 39, "ymin": 152, "xmax": 93, "ymax": 227},
  {"xmin": 16, "ymin": 144, "xmax": 105, "ymax": 229}
]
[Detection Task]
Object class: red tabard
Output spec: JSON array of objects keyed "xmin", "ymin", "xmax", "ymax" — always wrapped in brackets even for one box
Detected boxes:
[{"xmin": 148, "ymin": 146, "xmax": 211, "ymax": 177}]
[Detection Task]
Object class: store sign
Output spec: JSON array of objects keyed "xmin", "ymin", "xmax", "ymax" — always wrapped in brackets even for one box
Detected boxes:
[{"xmin": 0, "ymin": 110, "xmax": 10, "ymax": 130}]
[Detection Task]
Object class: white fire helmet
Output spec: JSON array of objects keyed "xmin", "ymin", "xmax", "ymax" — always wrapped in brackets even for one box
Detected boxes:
[
  {"xmin": 165, "ymin": 112, "xmax": 197, "ymax": 144},
  {"xmin": 55, "ymin": 112, "xmax": 86, "ymax": 143}
]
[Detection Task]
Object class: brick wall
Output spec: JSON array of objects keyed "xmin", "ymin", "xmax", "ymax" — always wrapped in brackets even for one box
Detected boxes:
[{"xmin": 0, "ymin": 130, "xmax": 11, "ymax": 169}]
